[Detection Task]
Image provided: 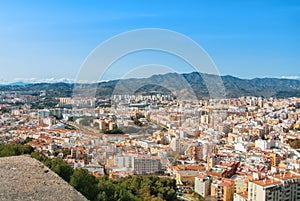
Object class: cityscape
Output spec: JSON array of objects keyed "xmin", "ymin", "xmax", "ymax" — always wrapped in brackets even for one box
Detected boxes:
[
  {"xmin": 1, "ymin": 81, "xmax": 300, "ymax": 200},
  {"xmin": 0, "ymin": 1, "xmax": 300, "ymax": 201}
]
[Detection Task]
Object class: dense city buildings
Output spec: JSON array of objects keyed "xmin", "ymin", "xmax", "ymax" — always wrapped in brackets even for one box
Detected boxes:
[{"xmin": 2, "ymin": 92, "xmax": 300, "ymax": 200}]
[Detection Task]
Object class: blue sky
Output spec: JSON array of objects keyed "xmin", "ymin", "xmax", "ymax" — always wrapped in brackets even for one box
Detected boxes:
[{"xmin": 0, "ymin": 0, "xmax": 299, "ymax": 82}]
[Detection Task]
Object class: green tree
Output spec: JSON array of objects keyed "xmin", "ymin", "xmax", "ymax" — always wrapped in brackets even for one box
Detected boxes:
[
  {"xmin": 21, "ymin": 137, "xmax": 33, "ymax": 144},
  {"xmin": 62, "ymin": 148, "xmax": 71, "ymax": 156},
  {"xmin": 31, "ymin": 151, "xmax": 48, "ymax": 161},
  {"xmin": 50, "ymin": 158, "xmax": 74, "ymax": 182},
  {"xmin": 0, "ymin": 144, "xmax": 34, "ymax": 157},
  {"xmin": 70, "ymin": 168, "xmax": 99, "ymax": 201}
]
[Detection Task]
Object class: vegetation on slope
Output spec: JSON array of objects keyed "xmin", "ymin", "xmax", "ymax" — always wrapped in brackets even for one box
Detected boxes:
[
  {"xmin": 0, "ymin": 144, "xmax": 177, "ymax": 201},
  {"xmin": 1, "ymin": 72, "xmax": 300, "ymax": 99}
]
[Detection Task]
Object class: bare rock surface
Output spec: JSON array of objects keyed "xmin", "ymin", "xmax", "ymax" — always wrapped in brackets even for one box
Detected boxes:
[{"xmin": 0, "ymin": 155, "xmax": 88, "ymax": 201}]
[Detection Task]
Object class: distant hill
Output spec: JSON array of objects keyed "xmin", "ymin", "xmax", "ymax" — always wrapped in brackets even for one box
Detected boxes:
[{"xmin": 1, "ymin": 72, "xmax": 300, "ymax": 99}]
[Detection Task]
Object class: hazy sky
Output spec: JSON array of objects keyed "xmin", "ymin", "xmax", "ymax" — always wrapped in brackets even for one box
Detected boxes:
[{"xmin": 0, "ymin": 0, "xmax": 299, "ymax": 82}]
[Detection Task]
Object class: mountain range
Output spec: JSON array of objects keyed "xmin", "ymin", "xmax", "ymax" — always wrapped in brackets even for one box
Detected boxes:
[{"xmin": 1, "ymin": 72, "xmax": 300, "ymax": 99}]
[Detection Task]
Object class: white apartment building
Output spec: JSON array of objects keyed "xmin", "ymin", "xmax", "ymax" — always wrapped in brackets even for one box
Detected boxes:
[
  {"xmin": 255, "ymin": 139, "xmax": 275, "ymax": 151},
  {"xmin": 132, "ymin": 156, "xmax": 162, "ymax": 174},
  {"xmin": 235, "ymin": 171, "xmax": 300, "ymax": 201},
  {"xmin": 114, "ymin": 155, "xmax": 133, "ymax": 168},
  {"xmin": 194, "ymin": 174, "xmax": 212, "ymax": 197}
]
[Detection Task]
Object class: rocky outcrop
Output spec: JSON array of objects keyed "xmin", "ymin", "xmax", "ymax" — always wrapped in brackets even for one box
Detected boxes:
[{"xmin": 0, "ymin": 155, "xmax": 88, "ymax": 201}]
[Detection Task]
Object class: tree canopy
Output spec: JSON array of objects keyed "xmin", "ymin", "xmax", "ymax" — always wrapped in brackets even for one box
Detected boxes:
[
  {"xmin": 1, "ymin": 144, "xmax": 177, "ymax": 201},
  {"xmin": 0, "ymin": 144, "xmax": 34, "ymax": 157}
]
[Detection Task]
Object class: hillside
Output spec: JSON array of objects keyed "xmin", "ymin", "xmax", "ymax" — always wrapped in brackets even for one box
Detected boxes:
[{"xmin": 1, "ymin": 72, "xmax": 300, "ymax": 99}]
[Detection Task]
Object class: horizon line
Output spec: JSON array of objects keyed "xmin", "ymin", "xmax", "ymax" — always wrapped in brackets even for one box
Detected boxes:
[{"xmin": 0, "ymin": 72, "xmax": 299, "ymax": 85}]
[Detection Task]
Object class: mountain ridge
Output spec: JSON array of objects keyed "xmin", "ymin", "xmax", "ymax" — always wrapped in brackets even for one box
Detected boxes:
[{"xmin": 1, "ymin": 72, "xmax": 300, "ymax": 98}]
